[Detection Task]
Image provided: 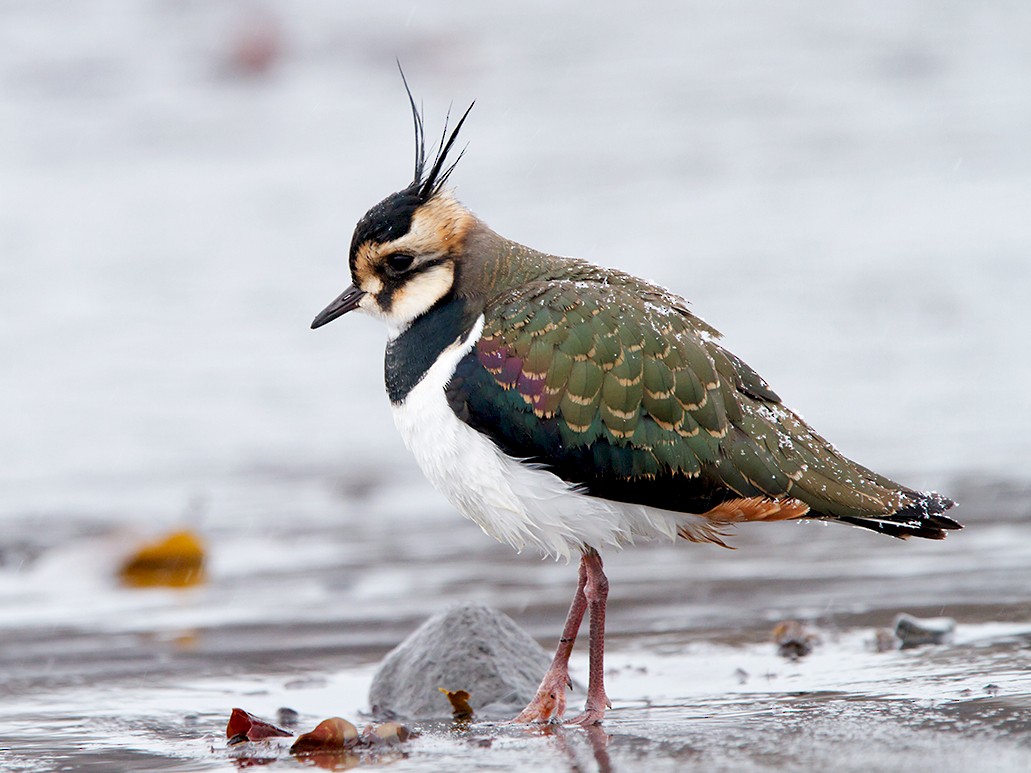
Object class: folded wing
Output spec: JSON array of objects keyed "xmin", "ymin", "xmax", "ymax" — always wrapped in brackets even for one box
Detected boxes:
[{"xmin": 445, "ymin": 276, "xmax": 958, "ymax": 540}]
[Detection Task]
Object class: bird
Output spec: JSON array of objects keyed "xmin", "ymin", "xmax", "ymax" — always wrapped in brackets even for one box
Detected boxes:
[{"xmin": 311, "ymin": 78, "xmax": 961, "ymax": 726}]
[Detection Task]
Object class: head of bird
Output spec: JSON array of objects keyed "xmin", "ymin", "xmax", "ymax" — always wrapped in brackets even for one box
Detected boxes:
[{"xmin": 311, "ymin": 77, "xmax": 476, "ymax": 338}]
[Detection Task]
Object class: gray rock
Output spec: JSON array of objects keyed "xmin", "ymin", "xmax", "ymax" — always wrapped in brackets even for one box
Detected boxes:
[{"xmin": 368, "ymin": 603, "xmax": 551, "ymax": 720}]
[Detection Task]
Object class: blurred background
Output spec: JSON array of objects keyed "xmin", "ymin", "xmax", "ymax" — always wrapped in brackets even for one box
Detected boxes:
[
  {"xmin": 1, "ymin": 1, "xmax": 1030, "ymax": 768},
  {"xmin": 3, "ymin": 0, "xmax": 1029, "ymax": 525}
]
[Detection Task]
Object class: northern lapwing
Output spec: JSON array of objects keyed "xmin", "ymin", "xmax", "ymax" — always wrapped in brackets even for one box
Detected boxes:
[{"xmin": 311, "ymin": 80, "xmax": 960, "ymax": 726}]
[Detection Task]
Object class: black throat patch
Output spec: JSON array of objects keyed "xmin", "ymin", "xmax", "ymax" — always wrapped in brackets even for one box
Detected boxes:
[{"xmin": 385, "ymin": 293, "xmax": 478, "ymax": 404}]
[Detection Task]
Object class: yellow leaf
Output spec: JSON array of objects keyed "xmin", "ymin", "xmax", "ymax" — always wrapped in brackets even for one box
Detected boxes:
[{"xmin": 119, "ymin": 530, "xmax": 206, "ymax": 588}]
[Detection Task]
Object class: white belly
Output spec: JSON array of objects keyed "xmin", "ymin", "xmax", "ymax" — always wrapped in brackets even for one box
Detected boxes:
[{"xmin": 390, "ymin": 315, "xmax": 712, "ymax": 561}]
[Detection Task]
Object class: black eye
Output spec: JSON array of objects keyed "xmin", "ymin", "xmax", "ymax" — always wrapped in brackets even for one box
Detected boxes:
[{"xmin": 385, "ymin": 253, "xmax": 415, "ymax": 275}]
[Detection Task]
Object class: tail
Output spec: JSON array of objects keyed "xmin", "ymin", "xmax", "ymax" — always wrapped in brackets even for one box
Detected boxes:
[
  {"xmin": 830, "ymin": 489, "xmax": 961, "ymax": 540},
  {"xmin": 731, "ymin": 405, "xmax": 963, "ymax": 540}
]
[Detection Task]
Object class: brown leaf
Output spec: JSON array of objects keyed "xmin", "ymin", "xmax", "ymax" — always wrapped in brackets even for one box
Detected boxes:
[
  {"xmin": 226, "ymin": 708, "xmax": 293, "ymax": 743},
  {"xmin": 439, "ymin": 687, "xmax": 474, "ymax": 720},
  {"xmin": 119, "ymin": 530, "xmax": 206, "ymax": 588},
  {"xmin": 290, "ymin": 717, "xmax": 358, "ymax": 754},
  {"xmin": 290, "ymin": 717, "xmax": 359, "ymax": 754},
  {"xmin": 289, "ymin": 718, "xmax": 364, "ymax": 771}
]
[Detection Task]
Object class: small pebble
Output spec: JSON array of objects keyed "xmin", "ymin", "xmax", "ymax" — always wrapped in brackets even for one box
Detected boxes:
[
  {"xmin": 893, "ymin": 613, "xmax": 955, "ymax": 648},
  {"xmin": 362, "ymin": 721, "xmax": 414, "ymax": 746},
  {"xmin": 772, "ymin": 620, "xmax": 820, "ymax": 660},
  {"xmin": 873, "ymin": 628, "xmax": 900, "ymax": 653},
  {"xmin": 276, "ymin": 707, "xmax": 299, "ymax": 728}
]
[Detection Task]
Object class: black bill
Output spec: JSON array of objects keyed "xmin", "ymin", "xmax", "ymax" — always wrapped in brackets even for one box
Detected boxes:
[{"xmin": 311, "ymin": 284, "xmax": 365, "ymax": 329}]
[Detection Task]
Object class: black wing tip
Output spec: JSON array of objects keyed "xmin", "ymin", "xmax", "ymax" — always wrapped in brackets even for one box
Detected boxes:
[
  {"xmin": 835, "ymin": 515, "xmax": 955, "ymax": 541},
  {"xmin": 835, "ymin": 490, "xmax": 961, "ymax": 541},
  {"xmin": 897, "ymin": 490, "xmax": 962, "ymax": 530}
]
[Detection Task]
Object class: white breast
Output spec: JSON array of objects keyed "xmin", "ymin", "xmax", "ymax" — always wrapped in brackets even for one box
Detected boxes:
[{"xmin": 390, "ymin": 314, "xmax": 713, "ymax": 561}]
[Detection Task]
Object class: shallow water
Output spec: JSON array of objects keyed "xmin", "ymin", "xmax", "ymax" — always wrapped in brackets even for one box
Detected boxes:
[
  {"xmin": 2, "ymin": 477, "xmax": 1029, "ymax": 771},
  {"xmin": 2, "ymin": 1, "xmax": 1030, "ymax": 770}
]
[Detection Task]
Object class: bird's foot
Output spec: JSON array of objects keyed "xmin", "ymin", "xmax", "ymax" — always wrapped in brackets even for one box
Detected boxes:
[
  {"xmin": 511, "ymin": 669, "xmax": 571, "ymax": 724},
  {"xmin": 566, "ymin": 694, "xmax": 611, "ymax": 727}
]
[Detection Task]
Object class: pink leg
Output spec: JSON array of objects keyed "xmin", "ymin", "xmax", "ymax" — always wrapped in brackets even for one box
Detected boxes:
[
  {"xmin": 512, "ymin": 555, "xmax": 589, "ymax": 723},
  {"xmin": 567, "ymin": 548, "xmax": 610, "ymax": 726}
]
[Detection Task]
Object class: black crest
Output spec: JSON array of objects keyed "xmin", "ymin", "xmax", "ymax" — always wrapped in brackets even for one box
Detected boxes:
[
  {"xmin": 400, "ymin": 65, "xmax": 475, "ymax": 202},
  {"xmin": 349, "ymin": 68, "xmax": 474, "ymax": 262}
]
